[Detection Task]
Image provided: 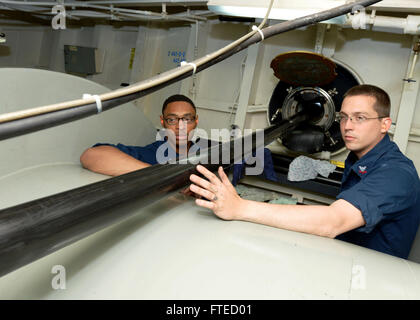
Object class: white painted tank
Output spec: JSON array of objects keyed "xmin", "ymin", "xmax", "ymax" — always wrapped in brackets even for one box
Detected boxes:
[
  {"xmin": 0, "ymin": 67, "xmax": 158, "ymax": 176},
  {"xmin": 0, "ymin": 68, "xmax": 420, "ymax": 299}
]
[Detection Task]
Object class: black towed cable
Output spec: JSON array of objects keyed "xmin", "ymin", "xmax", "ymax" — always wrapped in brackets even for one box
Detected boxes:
[
  {"xmin": 0, "ymin": 113, "xmax": 307, "ymax": 278},
  {"xmin": 0, "ymin": 0, "xmax": 382, "ymax": 141}
]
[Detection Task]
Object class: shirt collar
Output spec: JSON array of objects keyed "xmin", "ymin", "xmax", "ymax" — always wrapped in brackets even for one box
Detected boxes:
[{"xmin": 345, "ymin": 134, "xmax": 392, "ymax": 177}]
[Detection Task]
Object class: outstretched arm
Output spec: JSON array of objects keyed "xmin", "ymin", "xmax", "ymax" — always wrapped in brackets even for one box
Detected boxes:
[
  {"xmin": 80, "ymin": 145, "xmax": 151, "ymax": 176},
  {"xmin": 189, "ymin": 165, "xmax": 365, "ymax": 238}
]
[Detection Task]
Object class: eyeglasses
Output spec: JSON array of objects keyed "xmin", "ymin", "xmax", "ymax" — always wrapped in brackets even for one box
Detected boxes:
[
  {"xmin": 164, "ymin": 116, "xmax": 196, "ymax": 125},
  {"xmin": 336, "ymin": 114, "xmax": 387, "ymax": 124}
]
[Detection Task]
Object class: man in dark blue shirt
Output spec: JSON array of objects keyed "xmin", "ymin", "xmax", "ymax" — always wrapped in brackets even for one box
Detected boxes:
[
  {"xmin": 80, "ymin": 94, "xmax": 200, "ymax": 176},
  {"xmin": 335, "ymin": 133, "xmax": 420, "ymax": 258},
  {"xmin": 188, "ymin": 84, "xmax": 420, "ymax": 259}
]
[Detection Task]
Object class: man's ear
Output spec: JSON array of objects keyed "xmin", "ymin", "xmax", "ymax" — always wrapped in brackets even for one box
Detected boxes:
[
  {"xmin": 160, "ymin": 115, "xmax": 164, "ymax": 127},
  {"xmin": 381, "ymin": 117, "xmax": 392, "ymax": 133}
]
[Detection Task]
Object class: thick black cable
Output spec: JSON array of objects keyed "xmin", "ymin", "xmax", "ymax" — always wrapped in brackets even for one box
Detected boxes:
[
  {"xmin": 0, "ymin": 0, "xmax": 382, "ymax": 141},
  {"xmin": 0, "ymin": 114, "xmax": 305, "ymax": 278}
]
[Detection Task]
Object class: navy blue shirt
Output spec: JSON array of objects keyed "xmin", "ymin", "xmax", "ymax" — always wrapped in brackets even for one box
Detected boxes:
[
  {"xmin": 93, "ymin": 137, "xmax": 214, "ymax": 165},
  {"xmin": 336, "ymin": 134, "xmax": 420, "ymax": 259},
  {"xmin": 93, "ymin": 140, "xmax": 168, "ymax": 165}
]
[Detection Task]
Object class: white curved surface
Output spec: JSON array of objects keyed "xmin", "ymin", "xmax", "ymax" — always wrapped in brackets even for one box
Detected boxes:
[
  {"xmin": 0, "ymin": 67, "xmax": 157, "ymax": 177},
  {"xmin": 0, "ymin": 163, "xmax": 109, "ymax": 210},
  {"xmin": 0, "ymin": 164, "xmax": 420, "ymax": 299}
]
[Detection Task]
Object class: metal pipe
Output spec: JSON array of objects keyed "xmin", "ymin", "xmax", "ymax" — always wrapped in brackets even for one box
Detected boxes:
[
  {"xmin": 0, "ymin": 114, "xmax": 305, "ymax": 278},
  {"xmin": 408, "ymin": 39, "xmax": 420, "ymax": 79},
  {"xmin": 345, "ymin": 13, "xmax": 420, "ymax": 35},
  {"xmin": 0, "ymin": 0, "xmax": 210, "ymax": 23}
]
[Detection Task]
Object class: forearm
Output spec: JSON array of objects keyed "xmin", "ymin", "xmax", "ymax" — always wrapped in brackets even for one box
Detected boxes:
[
  {"xmin": 80, "ymin": 146, "xmax": 151, "ymax": 176},
  {"xmin": 190, "ymin": 166, "xmax": 365, "ymax": 239},
  {"xmin": 237, "ymin": 199, "xmax": 338, "ymax": 238}
]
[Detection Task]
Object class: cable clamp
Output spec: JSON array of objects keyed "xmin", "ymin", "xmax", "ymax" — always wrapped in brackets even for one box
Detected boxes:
[
  {"xmin": 83, "ymin": 94, "xmax": 103, "ymax": 113},
  {"xmin": 181, "ymin": 61, "xmax": 197, "ymax": 75},
  {"xmin": 252, "ymin": 25, "xmax": 264, "ymax": 41}
]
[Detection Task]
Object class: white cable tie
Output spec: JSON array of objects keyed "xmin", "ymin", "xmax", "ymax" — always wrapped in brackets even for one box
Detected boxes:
[
  {"xmin": 83, "ymin": 93, "xmax": 103, "ymax": 114},
  {"xmin": 181, "ymin": 61, "xmax": 197, "ymax": 75},
  {"xmin": 252, "ymin": 25, "xmax": 264, "ymax": 41}
]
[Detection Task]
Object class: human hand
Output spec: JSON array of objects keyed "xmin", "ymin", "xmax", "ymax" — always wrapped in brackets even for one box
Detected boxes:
[
  {"xmin": 180, "ymin": 185, "xmax": 202, "ymax": 199},
  {"xmin": 189, "ymin": 165, "xmax": 244, "ymax": 220}
]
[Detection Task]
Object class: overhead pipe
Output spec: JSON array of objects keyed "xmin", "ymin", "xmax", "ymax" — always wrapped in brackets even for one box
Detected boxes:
[
  {"xmin": 407, "ymin": 39, "xmax": 420, "ymax": 80},
  {"xmin": 85, "ymin": 0, "xmax": 208, "ymax": 4},
  {"xmin": 0, "ymin": 0, "xmax": 383, "ymax": 141},
  {"xmin": 0, "ymin": 113, "xmax": 307, "ymax": 278},
  {"xmin": 344, "ymin": 10, "xmax": 420, "ymax": 35},
  {"xmin": 0, "ymin": 0, "xmax": 211, "ymax": 23},
  {"xmin": 392, "ymin": 36, "xmax": 420, "ymax": 153}
]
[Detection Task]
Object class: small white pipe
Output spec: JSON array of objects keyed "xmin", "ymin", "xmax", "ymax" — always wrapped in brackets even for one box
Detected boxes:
[
  {"xmin": 0, "ymin": 3, "xmax": 51, "ymax": 13},
  {"xmin": 67, "ymin": 10, "xmax": 112, "ymax": 18},
  {"xmin": 408, "ymin": 52, "xmax": 419, "ymax": 79},
  {"xmin": 175, "ymin": 10, "xmax": 208, "ymax": 22},
  {"xmin": 369, "ymin": 15, "xmax": 407, "ymax": 30},
  {"xmin": 346, "ymin": 13, "xmax": 420, "ymax": 35},
  {"xmin": 393, "ymin": 36, "xmax": 420, "ymax": 153}
]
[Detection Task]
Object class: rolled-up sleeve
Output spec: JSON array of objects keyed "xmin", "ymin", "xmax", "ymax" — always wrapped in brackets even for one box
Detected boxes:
[
  {"xmin": 337, "ymin": 166, "xmax": 418, "ymax": 233},
  {"xmin": 92, "ymin": 143, "xmax": 157, "ymax": 164}
]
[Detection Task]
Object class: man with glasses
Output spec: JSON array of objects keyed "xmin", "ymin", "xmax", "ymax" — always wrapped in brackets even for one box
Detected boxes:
[
  {"xmin": 189, "ymin": 84, "xmax": 420, "ymax": 259},
  {"xmin": 80, "ymin": 94, "xmax": 199, "ymax": 176}
]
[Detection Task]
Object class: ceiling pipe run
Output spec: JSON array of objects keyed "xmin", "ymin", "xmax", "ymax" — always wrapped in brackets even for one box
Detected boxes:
[
  {"xmin": 344, "ymin": 10, "xmax": 420, "ymax": 34},
  {"xmin": 207, "ymin": 0, "xmax": 420, "ymax": 34},
  {"xmin": 0, "ymin": 0, "xmax": 213, "ymax": 23}
]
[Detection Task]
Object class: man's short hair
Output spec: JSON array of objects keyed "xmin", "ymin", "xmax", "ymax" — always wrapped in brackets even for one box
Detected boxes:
[
  {"xmin": 162, "ymin": 94, "xmax": 196, "ymax": 114},
  {"xmin": 343, "ymin": 84, "xmax": 391, "ymax": 117}
]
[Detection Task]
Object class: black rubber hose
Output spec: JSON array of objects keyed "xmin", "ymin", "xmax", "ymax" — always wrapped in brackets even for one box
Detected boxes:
[
  {"xmin": 0, "ymin": 0, "xmax": 382, "ymax": 141},
  {"xmin": 0, "ymin": 114, "xmax": 305, "ymax": 278}
]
